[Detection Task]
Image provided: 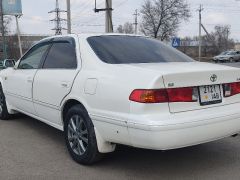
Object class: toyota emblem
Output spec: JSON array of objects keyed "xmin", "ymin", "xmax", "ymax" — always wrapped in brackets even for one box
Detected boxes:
[{"xmin": 210, "ymin": 74, "xmax": 217, "ymax": 82}]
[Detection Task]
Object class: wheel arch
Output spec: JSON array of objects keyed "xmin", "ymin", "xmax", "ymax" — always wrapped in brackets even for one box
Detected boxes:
[
  {"xmin": 61, "ymin": 98, "xmax": 116, "ymax": 153},
  {"xmin": 61, "ymin": 98, "xmax": 88, "ymax": 125},
  {"xmin": 0, "ymin": 79, "xmax": 16, "ymax": 115}
]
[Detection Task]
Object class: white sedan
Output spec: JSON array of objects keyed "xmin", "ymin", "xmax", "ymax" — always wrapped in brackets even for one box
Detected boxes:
[{"xmin": 1, "ymin": 34, "xmax": 240, "ymax": 165}]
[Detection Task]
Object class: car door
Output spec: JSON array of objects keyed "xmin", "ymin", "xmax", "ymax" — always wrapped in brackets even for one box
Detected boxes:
[
  {"xmin": 4, "ymin": 41, "xmax": 51, "ymax": 115},
  {"xmin": 233, "ymin": 52, "xmax": 238, "ymax": 61},
  {"xmin": 33, "ymin": 37, "xmax": 79, "ymax": 126},
  {"xmin": 237, "ymin": 51, "xmax": 240, "ymax": 60}
]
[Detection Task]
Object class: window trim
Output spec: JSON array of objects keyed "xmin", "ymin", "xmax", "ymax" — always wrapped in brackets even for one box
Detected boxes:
[
  {"xmin": 17, "ymin": 39, "xmax": 53, "ymax": 70},
  {"xmin": 17, "ymin": 37, "xmax": 77, "ymax": 70},
  {"xmin": 40, "ymin": 37, "xmax": 78, "ymax": 70}
]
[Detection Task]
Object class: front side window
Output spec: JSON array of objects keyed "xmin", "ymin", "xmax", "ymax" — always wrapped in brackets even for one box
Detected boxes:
[
  {"xmin": 87, "ymin": 35, "xmax": 195, "ymax": 64},
  {"xmin": 43, "ymin": 42, "xmax": 77, "ymax": 69},
  {"xmin": 18, "ymin": 43, "xmax": 51, "ymax": 69}
]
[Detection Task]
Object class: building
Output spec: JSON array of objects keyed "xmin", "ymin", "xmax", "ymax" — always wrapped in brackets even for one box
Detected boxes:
[{"xmin": 235, "ymin": 43, "xmax": 240, "ymax": 51}]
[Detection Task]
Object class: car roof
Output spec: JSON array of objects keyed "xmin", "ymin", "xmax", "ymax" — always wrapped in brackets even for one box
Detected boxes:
[
  {"xmin": 38, "ymin": 33, "xmax": 145, "ymax": 43},
  {"xmin": 78, "ymin": 33, "xmax": 143, "ymax": 38}
]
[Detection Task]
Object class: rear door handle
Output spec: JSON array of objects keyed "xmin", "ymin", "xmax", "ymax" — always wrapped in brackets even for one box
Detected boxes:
[
  {"xmin": 27, "ymin": 77, "xmax": 33, "ymax": 83},
  {"xmin": 61, "ymin": 82, "xmax": 70, "ymax": 88}
]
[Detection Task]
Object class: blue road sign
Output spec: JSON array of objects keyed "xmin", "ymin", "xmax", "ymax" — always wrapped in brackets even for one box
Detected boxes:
[
  {"xmin": 2, "ymin": 0, "xmax": 22, "ymax": 15},
  {"xmin": 172, "ymin": 37, "xmax": 181, "ymax": 48}
]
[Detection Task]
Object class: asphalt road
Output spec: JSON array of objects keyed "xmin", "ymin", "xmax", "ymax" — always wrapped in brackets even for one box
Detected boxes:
[{"xmin": 1, "ymin": 62, "xmax": 240, "ymax": 180}]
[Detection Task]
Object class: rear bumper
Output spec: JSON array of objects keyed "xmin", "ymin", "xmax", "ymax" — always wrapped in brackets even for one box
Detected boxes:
[{"xmin": 128, "ymin": 103, "xmax": 240, "ymax": 150}]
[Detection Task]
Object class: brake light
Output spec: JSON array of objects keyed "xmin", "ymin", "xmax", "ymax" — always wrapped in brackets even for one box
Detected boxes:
[
  {"xmin": 223, "ymin": 82, "xmax": 240, "ymax": 97},
  {"xmin": 167, "ymin": 87, "xmax": 198, "ymax": 102},
  {"xmin": 129, "ymin": 87, "xmax": 198, "ymax": 103}
]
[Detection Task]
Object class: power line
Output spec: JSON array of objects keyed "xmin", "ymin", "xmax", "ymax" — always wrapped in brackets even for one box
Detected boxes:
[{"xmin": 114, "ymin": 0, "xmax": 129, "ymax": 9}]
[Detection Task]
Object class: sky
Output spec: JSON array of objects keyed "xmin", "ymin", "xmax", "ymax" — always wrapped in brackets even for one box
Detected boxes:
[{"xmin": 7, "ymin": 0, "xmax": 240, "ymax": 41}]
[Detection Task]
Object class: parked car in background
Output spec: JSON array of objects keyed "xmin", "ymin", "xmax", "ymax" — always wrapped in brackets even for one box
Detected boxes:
[
  {"xmin": 213, "ymin": 51, "xmax": 240, "ymax": 63},
  {"xmin": 1, "ymin": 34, "xmax": 240, "ymax": 165},
  {"xmin": 0, "ymin": 59, "xmax": 16, "ymax": 70}
]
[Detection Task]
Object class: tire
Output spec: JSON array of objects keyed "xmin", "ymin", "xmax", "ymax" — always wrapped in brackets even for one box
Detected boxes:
[
  {"xmin": 229, "ymin": 58, "xmax": 234, "ymax": 63},
  {"xmin": 0, "ymin": 84, "xmax": 11, "ymax": 120},
  {"xmin": 64, "ymin": 104, "xmax": 102, "ymax": 165}
]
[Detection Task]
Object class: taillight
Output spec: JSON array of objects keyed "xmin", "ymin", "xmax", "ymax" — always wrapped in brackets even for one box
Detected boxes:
[
  {"xmin": 129, "ymin": 89, "xmax": 168, "ymax": 103},
  {"xmin": 223, "ymin": 82, "xmax": 240, "ymax": 97},
  {"xmin": 129, "ymin": 87, "xmax": 198, "ymax": 103}
]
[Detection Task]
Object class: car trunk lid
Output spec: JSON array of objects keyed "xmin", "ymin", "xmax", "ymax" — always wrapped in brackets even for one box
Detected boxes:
[{"xmin": 129, "ymin": 62, "xmax": 240, "ymax": 113}]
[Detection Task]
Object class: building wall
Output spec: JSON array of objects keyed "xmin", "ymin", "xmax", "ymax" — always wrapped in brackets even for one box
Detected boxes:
[{"xmin": 235, "ymin": 43, "xmax": 240, "ymax": 51}]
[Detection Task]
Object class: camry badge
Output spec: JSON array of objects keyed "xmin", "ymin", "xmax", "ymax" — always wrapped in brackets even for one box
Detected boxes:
[{"xmin": 210, "ymin": 74, "xmax": 217, "ymax": 82}]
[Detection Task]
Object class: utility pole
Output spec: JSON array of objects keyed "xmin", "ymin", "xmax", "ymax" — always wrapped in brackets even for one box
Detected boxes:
[
  {"xmin": 133, "ymin": 9, "xmax": 139, "ymax": 34},
  {"xmin": 0, "ymin": 0, "xmax": 7, "ymax": 60},
  {"xmin": 49, "ymin": 0, "xmax": 67, "ymax": 35},
  {"xmin": 198, "ymin": 4, "xmax": 204, "ymax": 61},
  {"xmin": 226, "ymin": 28, "xmax": 229, "ymax": 50},
  {"xmin": 105, "ymin": 0, "xmax": 113, "ymax": 33},
  {"xmin": 15, "ymin": 15, "xmax": 23, "ymax": 57},
  {"xmin": 94, "ymin": 0, "xmax": 113, "ymax": 33},
  {"xmin": 66, "ymin": 0, "xmax": 71, "ymax": 34}
]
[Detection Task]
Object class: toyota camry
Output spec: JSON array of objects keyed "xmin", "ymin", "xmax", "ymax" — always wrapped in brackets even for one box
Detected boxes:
[{"xmin": 0, "ymin": 34, "xmax": 240, "ymax": 164}]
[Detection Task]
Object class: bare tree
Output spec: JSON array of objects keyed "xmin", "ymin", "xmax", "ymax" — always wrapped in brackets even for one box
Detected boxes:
[
  {"xmin": 0, "ymin": 16, "xmax": 12, "ymax": 35},
  {"xmin": 204, "ymin": 25, "xmax": 234, "ymax": 54},
  {"xmin": 116, "ymin": 22, "xmax": 134, "ymax": 34},
  {"xmin": 179, "ymin": 25, "xmax": 235, "ymax": 58},
  {"xmin": 140, "ymin": 0, "xmax": 190, "ymax": 41},
  {"xmin": 4, "ymin": 16, "xmax": 12, "ymax": 35},
  {"xmin": 213, "ymin": 25, "xmax": 234, "ymax": 51}
]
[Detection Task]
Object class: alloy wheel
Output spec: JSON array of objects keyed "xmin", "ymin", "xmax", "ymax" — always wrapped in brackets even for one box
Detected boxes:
[{"xmin": 67, "ymin": 115, "xmax": 89, "ymax": 156}]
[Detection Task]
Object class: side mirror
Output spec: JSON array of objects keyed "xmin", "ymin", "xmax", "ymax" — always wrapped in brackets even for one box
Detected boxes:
[
  {"xmin": 13, "ymin": 60, "xmax": 20, "ymax": 70},
  {"xmin": 3, "ymin": 59, "xmax": 16, "ymax": 69}
]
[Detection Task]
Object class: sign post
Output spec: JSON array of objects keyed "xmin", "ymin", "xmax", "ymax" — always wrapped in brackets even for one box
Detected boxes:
[
  {"xmin": 0, "ymin": 0, "xmax": 7, "ymax": 60},
  {"xmin": 15, "ymin": 14, "xmax": 22, "ymax": 56},
  {"xmin": 2, "ymin": 0, "xmax": 22, "ymax": 58}
]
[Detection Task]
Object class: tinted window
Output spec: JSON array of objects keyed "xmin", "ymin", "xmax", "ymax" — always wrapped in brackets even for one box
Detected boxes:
[
  {"xmin": 18, "ymin": 43, "xmax": 50, "ymax": 69},
  {"xmin": 87, "ymin": 36, "xmax": 194, "ymax": 64},
  {"xmin": 43, "ymin": 42, "xmax": 77, "ymax": 69}
]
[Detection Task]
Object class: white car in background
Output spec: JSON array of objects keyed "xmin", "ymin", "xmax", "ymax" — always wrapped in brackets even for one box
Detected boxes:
[
  {"xmin": 1, "ymin": 34, "xmax": 240, "ymax": 165},
  {"xmin": 213, "ymin": 51, "xmax": 240, "ymax": 63}
]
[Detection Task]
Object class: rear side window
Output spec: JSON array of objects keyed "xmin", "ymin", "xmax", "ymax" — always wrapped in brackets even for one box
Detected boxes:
[
  {"xmin": 87, "ymin": 36, "xmax": 194, "ymax": 64},
  {"xmin": 43, "ymin": 42, "xmax": 77, "ymax": 69}
]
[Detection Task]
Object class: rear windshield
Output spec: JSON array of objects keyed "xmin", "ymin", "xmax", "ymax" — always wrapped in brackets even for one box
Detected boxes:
[{"xmin": 87, "ymin": 35, "xmax": 194, "ymax": 64}]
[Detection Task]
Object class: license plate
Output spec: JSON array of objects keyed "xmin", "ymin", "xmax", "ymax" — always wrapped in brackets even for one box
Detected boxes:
[{"xmin": 199, "ymin": 85, "xmax": 222, "ymax": 106}]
